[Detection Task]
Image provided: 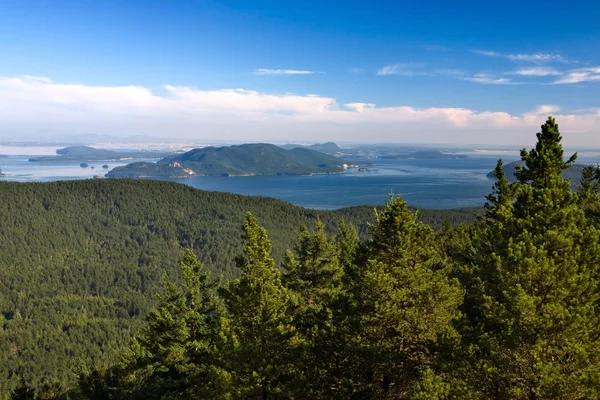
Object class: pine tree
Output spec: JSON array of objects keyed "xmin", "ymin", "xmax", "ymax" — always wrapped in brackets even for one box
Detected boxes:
[
  {"xmin": 118, "ymin": 249, "xmax": 226, "ymax": 399},
  {"xmin": 463, "ymin": 117, "xmax": 600, "ymax": 399},
  {"xmin": 8, "ymin": 378, "xmax": 36, "ymax": 400},
  {"xmin": 579, "ymin": 164, "xmax": 600, "ymax": 226},
  {"xmin": 219, "ymin": 213, "xmax": 299, "ymax": 399},
  {"xmin": 336, "ymin": 219, "xmax": 360, "ymax": 278},
  {"xmin": 282, "ymin": 219, "xmax": 350, "ymax": 397},
  {"xmin": 353, "ymin": 196, "xmax": 463, "ymax": 398}
]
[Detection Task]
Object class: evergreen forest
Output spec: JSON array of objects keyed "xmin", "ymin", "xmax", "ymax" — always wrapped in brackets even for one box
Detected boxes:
[{"xmin": 2, "ymin": 117, "xmax": 600, "ymax": 399}]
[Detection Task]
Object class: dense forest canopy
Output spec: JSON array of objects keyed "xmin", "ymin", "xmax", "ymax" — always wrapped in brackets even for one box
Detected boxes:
[
  {"xmin": 2, "ymin": 117, "xmax": 600, "ymax": 399},
  {"xmin": 0, "ymin": 179, "xmax": 478, "ymax": 397}
]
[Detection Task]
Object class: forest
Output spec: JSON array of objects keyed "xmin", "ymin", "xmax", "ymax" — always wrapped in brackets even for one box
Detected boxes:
[{"xmin": 2, "ymin": 117, "xmax": 600, "ymax": 399}]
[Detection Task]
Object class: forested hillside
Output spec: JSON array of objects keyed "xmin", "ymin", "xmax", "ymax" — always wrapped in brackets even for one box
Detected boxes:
[{"xmin": 0, "ymin": 179, "xmax": 479, "ymax": 397}]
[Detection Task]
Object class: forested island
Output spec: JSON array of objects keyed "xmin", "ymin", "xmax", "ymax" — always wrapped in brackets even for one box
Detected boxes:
[
  {"xmin": 107, "ymin": 143, "xmax": 347, "ymax": 178},
  {"xmin": 279, "ymin": 141, "xmax": 343, "ymax": 154},
  {"xmin": 2, "ymin": 118, "xmax": 600, "ymax": 399},
  {"xmin": 29, "ymin": 146, "xmax": 176, "ymax": 162}
]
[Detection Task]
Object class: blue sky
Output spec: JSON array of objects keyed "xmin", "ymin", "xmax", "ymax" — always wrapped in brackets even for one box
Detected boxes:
[{"xmin": 0, "ymin": 0, "xmax": 599, "ymax": 145}]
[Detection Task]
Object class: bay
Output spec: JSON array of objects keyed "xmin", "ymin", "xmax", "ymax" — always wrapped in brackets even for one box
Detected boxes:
[{"xmin": 2, "ymin": 149, "xmax": 599, "ymax": 210}]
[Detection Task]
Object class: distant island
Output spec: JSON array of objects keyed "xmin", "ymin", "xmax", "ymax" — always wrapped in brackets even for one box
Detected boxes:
[
  {"xmin": 381, "ymin": 151, "xmax": 468, "ymax": 160},
  {"xmin": 279, "ymin": 142, "xmax": 343, "ymax": 154},
  {"xmin": 488, "ymin": 160, "xmax": 587, "ymax": 184},
  {"xmin": 29, "ymin": 146, "xmax": 177, "ymax": 162},
  {"xmin": 107, "ymin": 143, "xmax": 347, "ymax": 178},
  {"xmin": 0, "ymin": 155, "xmax": 7, "ymax": 158}
]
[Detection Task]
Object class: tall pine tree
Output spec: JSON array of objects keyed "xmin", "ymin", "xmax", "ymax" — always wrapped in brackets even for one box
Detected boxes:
[
  {"xmin": 352, "ymin": 196, "xmax": 463, "ymax": 398},
  {"xmin": 219, "ymin": 213, "xmax": 300, "ymax": 399},
  {"xmin": 118, "ymin": 248, "xmax": 226, "ymax": 399},
  {"xmin": 463, "ymin": 117, "xmax": 600, "ymax": 399},
  {"xmin": 282, "ymin": 219, "xmax": 351, "ymax": 397}
]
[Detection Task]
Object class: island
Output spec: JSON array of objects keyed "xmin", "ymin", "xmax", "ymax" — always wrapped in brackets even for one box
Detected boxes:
[
  {"xmin": 80, "ymin": 163, "xmax": 89, "ymax": 168},
  {"xmin": 381, "ymin": 151, "xmax": 468, "ymax": 160},
  {"xmin": 487, "ymin": 160, "xmax": 587, "ymax": 184},
  {"xmin": 102, "ymin": 164, "xmax": 109, "ymax": 169},
  {"xmin": 106, "ymin": 143, "xmax": 346, "ymax": 178},
  {"xmin": 280, "ymin": 142, "xmax": 343, "ymax": 155},
  {"xmin": 29, "ymin": 146, "xmax": 177, "ymax": 162}
]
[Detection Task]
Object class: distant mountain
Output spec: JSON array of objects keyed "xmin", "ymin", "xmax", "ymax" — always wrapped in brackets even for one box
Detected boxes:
[
  {"xmin": 107, "ymin": 143, "xmax": 346, "ymax": 178},
  {"xmin": 487, "ymin": 160, "xmax": 587, "ymax": 184},
  {"xmin": 280, "ymin": 142, "xmax": 343, "ymax": 154},
  {"xmin": 381, "ymin": 151, "xmax": 468, "ymax": 160},
  {"xmin": 29, "ymin": 146, "xmax": 176, "ymax": 162}
]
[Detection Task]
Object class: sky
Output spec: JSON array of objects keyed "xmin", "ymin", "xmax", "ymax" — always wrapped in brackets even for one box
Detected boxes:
[{"xmin": 0, "ymin": 0, "xmax": 599, "ymax": 146}]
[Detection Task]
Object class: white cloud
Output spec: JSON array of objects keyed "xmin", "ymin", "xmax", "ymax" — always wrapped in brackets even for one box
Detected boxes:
[
  {"xmin": 553, "ymin": 67, "xmax": 600, "ymax": 84},
  {"xmin": 463, "ymin": 73, "xmax": 515, "ymax": 85},
  {"xmin": 511, "ymin": 67, "xmax": 562, "ymax": 76},
  {"xmin": 254, "ymin": 69, "xmax": 315, "ymax": 75},
  {"xmin": 0, "ymin": 75, "xmax": 598, "ymax": 145},
  {"xmin": 475, "ymin": 50, "xmax": 572, "ymax": 64},
  {"xmin": 474, "ymin": 50, "xmax": 502, "ymax": 57},
  {"xmin": 377, "ymin": 63, "xmax": 423, "ymax": 76},
  {"xmin": 507, "ymin": 53, "xmax": 568, "ymax": 63},
  {"xmin": 531, "ymin": 105, "xmax": 561, "ymax": 114}
]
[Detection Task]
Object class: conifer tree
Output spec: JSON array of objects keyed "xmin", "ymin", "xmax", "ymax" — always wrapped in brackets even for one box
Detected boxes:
[
  {"xmin": 282, "ymin": 219, "xmax": 350, "ymax": 397},
  {"xmin": 118, "ymin": 249, "xmax": 226, "ymax": 399},
  {"xmin": 579, "ymin": 164, "xmax": 600, "ymax": 226},
  {"xmin": 219, "ymin": 213, "xmax": 299, "ymax": 399},
  {"xmin": 336, "ymin": 219, "xmax": 360, "ymax": 278},
  {"xmin": 464, "ymin": 117, "xmax": 600, "ymax": 399},
  {"xmin": 353, "ymin": 196, "xmax": 463, "ymax": 398}
]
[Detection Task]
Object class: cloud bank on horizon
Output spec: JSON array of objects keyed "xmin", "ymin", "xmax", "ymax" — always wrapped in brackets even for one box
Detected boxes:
[{"xmin": 0, "ymin": 75, "xmax": 598, "ymax": 146}]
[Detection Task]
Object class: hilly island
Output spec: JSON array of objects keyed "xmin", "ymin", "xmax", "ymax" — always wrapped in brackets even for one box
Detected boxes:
[
  {"xmin": 29, "ymin": 146, "xmax": 177, "ymax": 162},
  {"xmin": 107, "ymin": 143, "xmax": 347, "ymax": 178}
]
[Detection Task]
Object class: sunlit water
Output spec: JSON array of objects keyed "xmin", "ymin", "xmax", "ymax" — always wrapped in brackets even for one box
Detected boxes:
[{"xmin": 2, "ymin": 149, "xmax": 599, "ymax": 209}]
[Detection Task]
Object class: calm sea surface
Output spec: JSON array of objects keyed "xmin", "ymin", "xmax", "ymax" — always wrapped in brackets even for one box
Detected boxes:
[{"xmin": 2, "ymin": 147, "xmax": 599, "ymax": 209}]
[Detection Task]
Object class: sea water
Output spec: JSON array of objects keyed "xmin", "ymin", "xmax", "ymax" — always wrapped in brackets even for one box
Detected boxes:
[{"xmin": 2, "ymin": 148, "xmax": 599, "ymax": 210}]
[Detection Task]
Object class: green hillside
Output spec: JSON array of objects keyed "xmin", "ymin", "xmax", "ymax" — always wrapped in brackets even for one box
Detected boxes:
[
  {"xmin": 107, "ymin": 143, "xmax": 346, "ymax": 178},
  {"xmin": 0, "ymin": 179, "xmax": 479, "ymax": 395}
]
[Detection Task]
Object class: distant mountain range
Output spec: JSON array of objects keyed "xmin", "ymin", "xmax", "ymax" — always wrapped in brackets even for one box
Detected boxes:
[
  {"xmin": 107, "ymin": 143, "xmax": 347, "ymax": 178},
  {"xmin": 29, "ymin": 146, "xmax": 177, "ymax": 162},
  {"xmin": 488, "ymin": 160, "xmax": 587, "ymax": 184}
]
